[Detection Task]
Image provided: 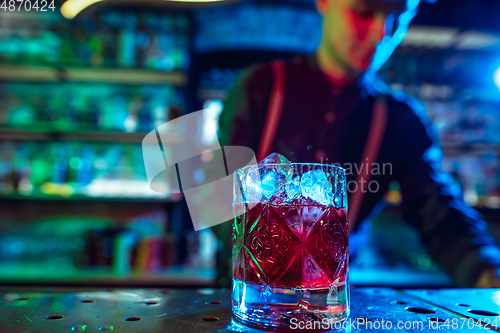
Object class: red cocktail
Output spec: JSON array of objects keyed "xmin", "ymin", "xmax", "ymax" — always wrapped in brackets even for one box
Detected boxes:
[{"xmin": 232, "ymin": 156, "xmax": 349, "ymax": 329}]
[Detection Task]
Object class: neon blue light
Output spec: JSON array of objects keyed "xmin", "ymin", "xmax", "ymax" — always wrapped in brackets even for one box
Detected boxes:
[
  {"xmin": 494, "ymin": 66, "xmax": 500, "ymax": 90},
  {"xmin": 363, "ymin": 0, "xmax": 421, "ymax": 91}
]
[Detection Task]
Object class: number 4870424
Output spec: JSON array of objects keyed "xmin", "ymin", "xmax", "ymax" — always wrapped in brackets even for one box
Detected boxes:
[{"xmin": 1, "ymin": 0, "xmax": 56, "ymax": 11}]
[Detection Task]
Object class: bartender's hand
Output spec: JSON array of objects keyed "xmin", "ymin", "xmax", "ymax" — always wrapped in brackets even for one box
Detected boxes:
[{"xmin": 474, "ymin": 267, "xmax": 500, "ymax": 288}]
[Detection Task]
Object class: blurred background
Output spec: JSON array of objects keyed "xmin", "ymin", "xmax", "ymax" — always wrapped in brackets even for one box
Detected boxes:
[{"xmin": 0, "ymin": 0, "xmax": 500, "ymax": 289}]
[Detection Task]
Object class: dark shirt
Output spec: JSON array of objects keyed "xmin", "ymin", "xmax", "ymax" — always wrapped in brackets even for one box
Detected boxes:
[{"xmin": 219, "ymin": 54, "xmax": 500, "ymax": 287}]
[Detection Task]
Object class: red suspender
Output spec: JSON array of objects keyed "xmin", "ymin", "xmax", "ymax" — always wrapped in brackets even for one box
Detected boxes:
[
  {"xmin": 257, "ymin": 60, "xmax": 388, "ymax": 233},
  {"xmin": 257, "ymin": 60, "xmax": 285, "ymax": 162},
  {"xmin": 348, "ymin": 97, "xmax": 388, "ymax": 233}
]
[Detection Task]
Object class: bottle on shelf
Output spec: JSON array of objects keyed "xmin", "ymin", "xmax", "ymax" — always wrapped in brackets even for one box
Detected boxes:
[
  {"xmin": 137, "ymin": 95, "xmax": 154, "ymax": 133},
  {"xmin": 85, "ymin": 97, "xmax": 102, "ymax": 130},
  {"xmin": 117, "ymin": 12, "xmax": 137, "ymax": 68},
  {"xmin": 0, "ymin": 141, "xmax": 15, "ymax": 195},
  {"xmin": 6, "ymin": 94, "xmax": 35, "ymax": 127},
  {"xmin": 135, "ymin": 13, "xmax": 151, "ymax": 70},
  {"xmin": 29, "ymin": 142, "xmax": 48, "ymax": 196}
]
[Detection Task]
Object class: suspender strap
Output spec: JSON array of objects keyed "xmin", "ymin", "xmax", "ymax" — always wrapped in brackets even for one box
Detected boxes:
[
  {"xmin": 348, "ymin": 97, "xmax": 388, "ymax": 233},
  {"xmin": 257, "ymin": 61, "xmax": 388, "ymax": 233},
  {"xmin": 257, "ymin": 60, "xmax": 285, "ymax": 161}
]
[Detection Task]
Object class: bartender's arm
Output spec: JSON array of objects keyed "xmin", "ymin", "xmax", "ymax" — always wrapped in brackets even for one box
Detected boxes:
[{"xmin": 393, "ymin": 98, "xmax": 500, "ymax": 288}]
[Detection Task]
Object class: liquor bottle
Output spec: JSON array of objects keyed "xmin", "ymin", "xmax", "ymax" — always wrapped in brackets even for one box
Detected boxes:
[
  {"xmin": 89, "ymin": 16, "xmax": 105, "ymax": 68},
  {"xmin": 42, "ymin": 28, "xmax": 62, "ymax": 64},
  {"xmin": 67, "ymin": 142, "xmax": 82, "ymax": 185},
  {"xmin": 60, "ymin": 29, "xmax": 76, "ymax": 66},
  {"xmin": 32, "ymin": 93, "xmax": 49, "ymax": 127},
  {"xmin": 113, "ymin": 231, "xmax": 139, "ymax": 275},
  {"xmin": 144, "ymin": 13, "xmax": 166, "ymax": 71},
  {"xmin": 117, "ymin": 12, "xmax": 137, "ymax": 68},
  {"xmin": 100, "ymin": 10, "xmax": 121, "ymax": 67},
  {"xmin": 77, "ymin": 144, "xmax": 94, "ymax": 188},
  {"xmin": 145, "ymin": 33, "xmax": 166, "ymax": 70},
  {"xmin": 12, "ymin": 142, "xmax": 32, "ymax": 195},
  {"xmin": 85, "ymin": 97, "xmax": 102, "ymax": 130},
  {"xmin": 112, "ymin": 92, "xmax": 129, "ymax": 132},
  {"xmin": 61, "ymin": 91, "xmax": 79, "ymax": 131},
  {"xmin": 51, "ymin": 143, "xmax": 69, "ymax": 185},
  {"xmin": 0, "ymin": 142, "xmax": 15, "ymax": 195},
  {"xmin": 102, "ymin": 25, "xmax": 118, "ymax": 68},
  {"xmin": 130, "ymin": 144, "xmax": 146, "ymax": 182},
  {"xmin": 7, "ymin": 95, "xmax": 35, "ymax": 127},
  {"xmin": 80, "ymin": 17, "xmax": 98, "ymax": 67},
  {"xmin": 152, "ymin": 96, "xmax": 168, "ymax": 129},
  {"xmin": 135, "ymin": 14, "xmax": 151, "ymax": 69},
  {"xmin": 100, "ymin": 94, "xmax": 117, "ymax": 131},
  {"xmin": 90, "ymin": 143, "xmax": 112, "ymax": 194},
  {"xmin": 116, "ymin": 144, "xmax": 134, "ymax": 190},
  {"xmin": 137, "ymin": 95, "xmax": 153, "ymax": 133},
  {"xmin": 29, "ymin": 142, "xmax": 48, "ymax": 195}
]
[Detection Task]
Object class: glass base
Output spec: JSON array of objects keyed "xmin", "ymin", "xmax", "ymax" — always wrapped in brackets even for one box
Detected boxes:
[{"xmin": 232, "ymin": 279, "xmax": 349, "ymax": 330}]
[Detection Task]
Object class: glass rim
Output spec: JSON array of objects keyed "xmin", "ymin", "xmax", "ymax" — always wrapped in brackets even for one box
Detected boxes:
[{"xmin": 234, "ymin": 163, "xmax": 346, "ymax": 175}]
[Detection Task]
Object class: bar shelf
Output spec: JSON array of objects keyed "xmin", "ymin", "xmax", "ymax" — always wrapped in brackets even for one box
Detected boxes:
[
  {"xmin": 0, "ymin": 64, "xmax": 187, "ymax": 86},
  {"xmin": 0, "ymin": 126, "xmax": 182, "ymax": 143}
]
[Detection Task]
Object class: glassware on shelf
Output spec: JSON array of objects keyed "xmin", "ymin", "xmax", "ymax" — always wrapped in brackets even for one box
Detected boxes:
[{"xmin": 0, "ymin": 140, "xmax": 172, "ymax": 200}]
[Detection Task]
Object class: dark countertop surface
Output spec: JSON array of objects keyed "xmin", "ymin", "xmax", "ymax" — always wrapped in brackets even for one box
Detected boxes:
[{"xmin": 0, "ymin": 286, "xmax": 499, "ymax": 332}]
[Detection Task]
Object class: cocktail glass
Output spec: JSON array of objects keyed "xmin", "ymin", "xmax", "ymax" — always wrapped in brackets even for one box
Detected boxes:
[{"xmin": 232, "ymin": 156, "xmax": 349, "ymax": 329}]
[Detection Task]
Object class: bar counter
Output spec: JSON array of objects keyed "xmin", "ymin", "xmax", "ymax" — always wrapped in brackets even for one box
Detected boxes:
[{"xmin": 1, "ymin": 287, "xmax": 499, "ymax": 332}]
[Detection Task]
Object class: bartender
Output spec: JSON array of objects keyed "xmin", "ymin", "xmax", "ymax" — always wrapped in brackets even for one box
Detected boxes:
[{"xmin": 215, "ymin": 0, "xmax": 500, "ymax": 288}]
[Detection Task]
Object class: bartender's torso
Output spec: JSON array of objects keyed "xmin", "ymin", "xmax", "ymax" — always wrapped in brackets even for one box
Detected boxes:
[{"xmin": 220, "ymin": 54, "xmax": 434, "ymax": 231}]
